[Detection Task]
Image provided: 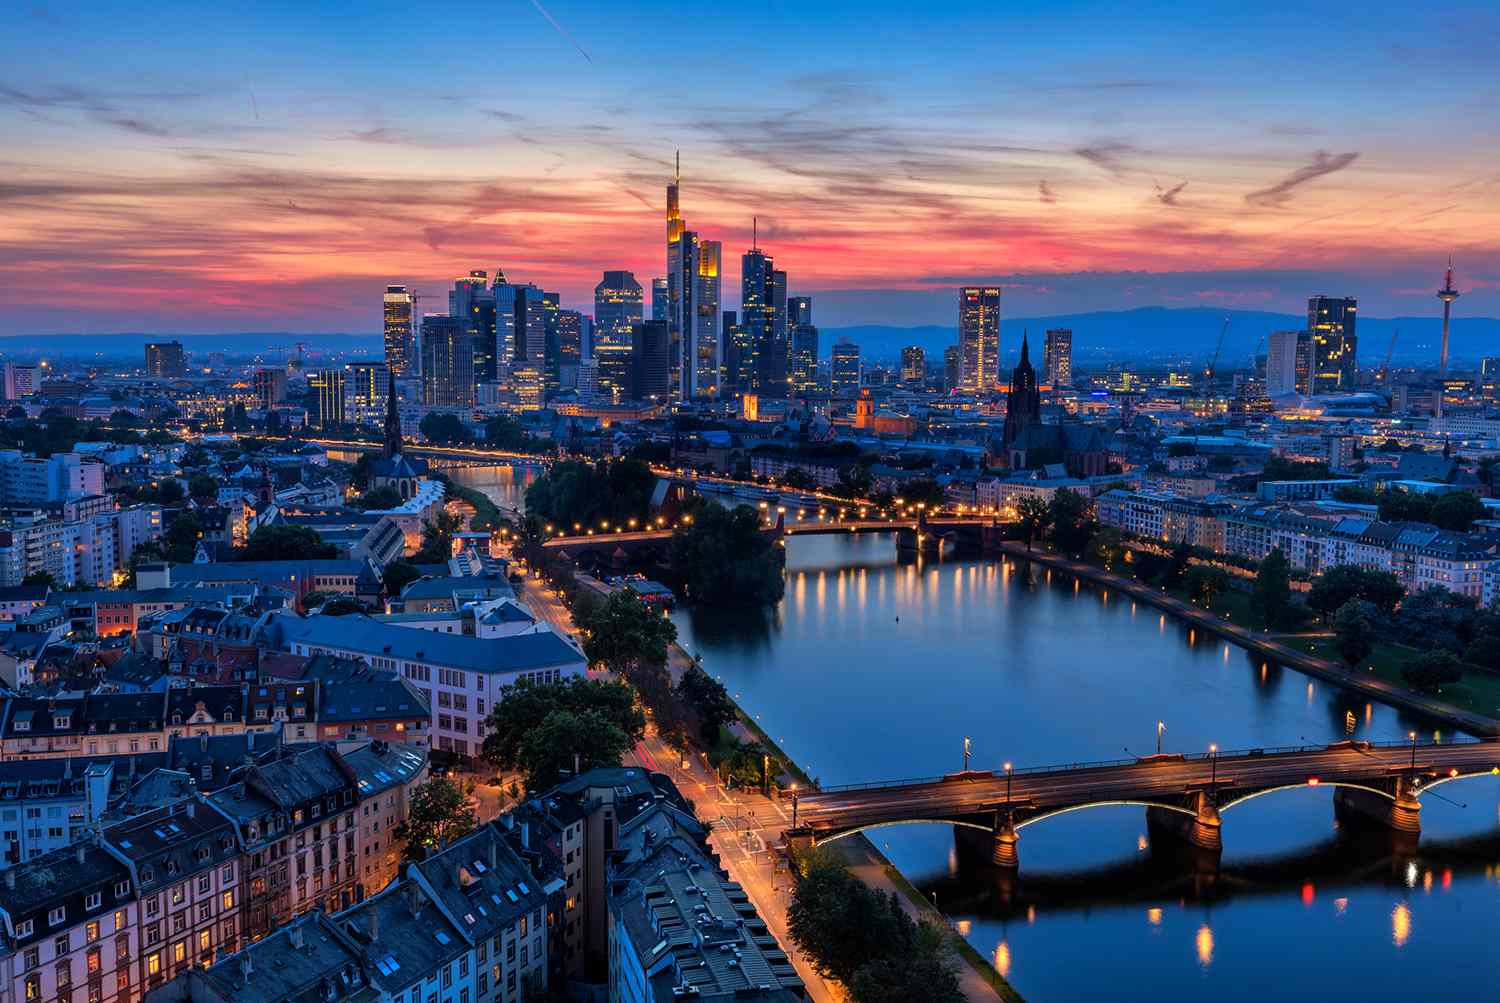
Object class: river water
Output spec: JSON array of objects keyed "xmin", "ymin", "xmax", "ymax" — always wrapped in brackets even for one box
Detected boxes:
[{"xmin": 671, "ymin": 533, "xmax": 1500, "ymax": 1003}]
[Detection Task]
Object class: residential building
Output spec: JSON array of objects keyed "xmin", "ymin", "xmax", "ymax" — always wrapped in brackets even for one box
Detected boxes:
[{"xmin": 1, "ymin": 757, "xmax": 125, "ymax": 866}]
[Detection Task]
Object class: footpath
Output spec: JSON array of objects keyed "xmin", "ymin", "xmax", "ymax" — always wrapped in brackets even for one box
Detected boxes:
[{"xmin": 996, "ymin": 542, "xmax": 1500, "ymax": 737}]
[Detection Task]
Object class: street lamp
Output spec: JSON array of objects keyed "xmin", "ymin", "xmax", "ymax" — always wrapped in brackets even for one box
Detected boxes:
[
  {"xmin": 1209, "ymin": 743, "xmax": 1217, "ymax": 789},
  {"xmin": 1156, "ymin": 721, "xmax": 1166, "ymax": 755},
  {"xmin": 1409, "ymin": 731, "xmax": 1418, "ymax": 771},
  {"xmin": 790, "ymin": 783, "xmax": 799, "ymax": 827},
  {"xmin": 1004, "ymin": 761, "xmax": 1013, "ymax": 805},
  {"xmin": 963, "ymin": 737, "xmax": 972, "ymax": 772}
]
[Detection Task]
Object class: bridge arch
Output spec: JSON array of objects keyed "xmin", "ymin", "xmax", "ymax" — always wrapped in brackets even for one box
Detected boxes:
[
  {"xmin": 1413, "ymin": 768, "xmax": 1500, "ymax": 798},
  {"xmin": 809, "ymin": 817, "xmax": 995, "ymax": 846},
  {"xmin": 1218, "ymin": 781, "xmax": 1394, "ymax": 814},
  {"xmin": 1014, "ymin": 800, "xmax": 1199, "ymax": 831}
]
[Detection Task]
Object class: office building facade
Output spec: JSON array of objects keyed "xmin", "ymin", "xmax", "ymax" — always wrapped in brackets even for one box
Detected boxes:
[
  {"xmin": 383, "ymin": 286, "xmax": 416, "ymax": 376},
  {"xmin": 959, "ymin": 287, "xmax": 1001, "ymax": 393},
  {"xmin": 309, "ymin": 369, "xmax": 345, "ymax": 428},
  {"xmin": 631, "ymin": 321, "xmax": 671, "ymax": 402},
  {"xmin": 144, "ymin": 342, "xmax": 186, "ymax": 379},
  {"xmin": 593, "ymin": 271, "xmax": 643, "ymax": 351},
  {"xmin": 1308, "ymin": 296, "xmax": 1357, "ymax": 394},
  {"xmin": 420, "ymin": 315, "xmax": 474, "ymax": 407},
  {"xmin": 901, "ymin": 346, "xmax": 926, "ymax": 387},
  {"xmin": 1043, "ymin": 328, "xmax": 1072, "ymax": 387},
  {"xmin": 831, "ymin": 340, "xmax": 861, "ymax": 396}
]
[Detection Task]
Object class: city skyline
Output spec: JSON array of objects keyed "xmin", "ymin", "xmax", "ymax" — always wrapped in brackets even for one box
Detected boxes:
[{"xmin": 2, "ymin": 1, "xmax": 1498, "ymax": 334}]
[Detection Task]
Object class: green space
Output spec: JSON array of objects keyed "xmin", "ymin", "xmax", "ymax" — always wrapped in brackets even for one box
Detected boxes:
[
  {"xmin": 1299, "ymin": 637, "xmax": 1500, "ymax": 719},
  {"xmin": 438, "ymin": 473, "xmax": 505, "ymax": 531}
]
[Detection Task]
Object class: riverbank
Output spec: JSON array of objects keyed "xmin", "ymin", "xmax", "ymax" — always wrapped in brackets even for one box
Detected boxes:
[
  {"xmin": 997, "ymin": 542, "xmax": 1500, "ymax": 737},
  {"xmin": 714, "ymin": 645, "xmax": 1022, "ymax": 1003}
]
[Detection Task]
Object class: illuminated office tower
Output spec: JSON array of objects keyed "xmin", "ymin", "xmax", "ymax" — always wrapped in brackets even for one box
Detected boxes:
[
  {"xmin": 309, "ymin": 368, "xmax": 345, "ymax": 428},
  {"xmin": 594, "ymin": 343, "xmax": 635, "ymax": 403},
  {"xmin": 554, "ymin": 309, "xmax": 583, "ymax": 388},
  {"xmin": 791, "ymin": 323, "xmax": 819, "ymax": 395},
  {"xmin": 741, "ymin": 246, "xmax": 786, "ymax": 397},
  {"xmin": 420, "ymin": 315, "xmax": 474, "ymax": 407},
  {"xmin": 345, "ymin": 362, "xmax": 390, "ymax": 424},
  {"xmin": 4, "ymin": 363, "xmax": 37, "ymax": 400},
  {"xmin": 831, "ymin": 339, "xmax": 861, "ymax": 396},
  {"xmin": 145, "ymin": 341, "xmax": 186, "ymax": 378},
  {"xmin": 253, "ymin": 368, "xmax": 287, "ymax": 411},
  {"xmin": 787, "ymin": 296, "xmax": 812, "ymax": 328},
  {"xmin": 959, "ymin": 287, "xmax": 1001, "ymax": 392},
  {"xmin": 722, "ymin": 311, "xmax": 751, "ymax": 395},
  {"xmin": 1307, "ymin": 295, "xmax": 1357, "ymax": 394},
  {"xmin": 632, "ymin": 321, "xmax": 671, "ymax": 402},
  {"xmin": 496, "ymin": 281, "xmax": 546, "ymax": 369},
  {"xmin": 1266, "ymin": 330, "xmax": 1304, "ymax": 396},
  {"xmin": 651, "ymin": 278, "xmax": 667, "ymax": 322},
  {"xmin": 1478, "ymin": 357, "xmax": 1500, "ymax": 400},
  {"xmin": 943, "ymin": 345, "xmax": 961, "ymax": 392},
  {"xmin": 1043, "ymin": 328, "xmax": 1072, "ymax": 387},
  {"xmin": 692, "ymin": 239, "xmax": 722, "ymax": 397},
  {"xmin": 900, "ymin": 346, "xmax": 926, "ymax": 387},
  {"xmin": 594, "ymin": 271, "xmax": 644, "ymax": 351},
  {"xmin": 382, "ymin": 286, "xmax": 416, "ymax": 375},
  {"xmin": 450, "ymin": 270, "xmax": 496, "ymax": 383}
]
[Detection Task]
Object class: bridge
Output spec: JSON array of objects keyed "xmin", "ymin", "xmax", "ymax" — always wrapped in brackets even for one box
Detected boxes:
[
  {"xmin": 539, "ymin": 510, "xmax": 1014, "ymax": 569},
  {"xmin": 784, "ymin": 739, "xmax": 1500, "ymax": 871}
]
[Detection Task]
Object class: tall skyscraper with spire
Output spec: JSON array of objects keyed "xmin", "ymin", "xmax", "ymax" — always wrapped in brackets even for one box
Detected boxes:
[
  {"xmin": 665, "ymin": 155, "xmax": 722, "ymax": 398},
  {"xmin": 1437, "ymin": 256, "xmax": 1460, "ymax": 377}
]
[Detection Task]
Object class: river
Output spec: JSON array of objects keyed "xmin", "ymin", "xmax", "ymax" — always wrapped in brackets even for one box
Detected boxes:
[{"xmin": 671, "ymin": 533, "xmax": 1500, "ymax": 1003}]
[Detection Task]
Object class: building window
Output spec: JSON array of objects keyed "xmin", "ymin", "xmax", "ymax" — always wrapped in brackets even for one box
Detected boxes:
[{"xmin": 48, "ymin": 906, "xmax": 66, "ymax": 927}]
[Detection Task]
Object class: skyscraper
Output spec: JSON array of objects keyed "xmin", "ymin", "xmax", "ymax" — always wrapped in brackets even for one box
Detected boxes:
[
  {"xmin": 632, "ymin": 321, "xmax": 671, "ymax": 402},
  {"xmin": 1265, "ymin": 329, "xmax": 1305, "ymax": 396},
  {"xmin": 959, "ymin": 288, "xmax": 1001, "ymax": 393},
  {"xmin": 145, "ymin": 341, "xmax": 186, "ymax": 378},
  {"xmin": 383, "ymin": 286, "xmax": 416, "ymax": 376},
  {"xmin": 253, "ymin": 368, "xmax": 287, "ymax": 411},
  {"xmin": 741, "ymin": 247, "xmax": 784, "ymax": 397},
  {"xmin": 791, "ymin": 324, "xmax": 820, "ymax": 395},
  {"xmin": 450, "ymin": 270, "xmax": 496, "ymax": 383},
  {"xmin": 787, "ymin": 296, "xmax": 812, "ymax": 328},
  {"xmin": 594, "ymin": 343, "xmax": 635, "ymax": 403},
  {"xmin": 1043, "ymin": 328, "xmax": 1072, "ymax": 387},
  {"xmin": 651, "ymin": 278, "xmax": 668, "ymax": 322},
  {"xmin": 900, "ymin": 346, "xmax": 926, "ymax": 387},
  {"xmin": 496, "ymin": 281, "xmax": 546, "ymax": 369},
  {"xmin": 309, "ymin": 368, "xmax": 345, "ymax": 428},
  {"xmin": 594, "ymin": 271, "xmax": 644, "ymax": 351},
  {"xmin": 421, "ymin": 315, "xmax": 474, "ymax": 407},
  {"xmin": 555, "ymin": 309, "xmax": 583, "ymax": 386},
  {"xmin": 692, "ymin": 239, "xmax": 722, "ymax": 397},
  {"xmin": 1307, "ymin": 295, "xmax": 1357, "ymax": 394},
  {"xmin": 943, "ymin": 345, "xmax": 962, "ymax": 392},
  {"xmin": 345, "ymin": 361, "xmax": 390, "ymax": 424},
  {"xmin": 831, "ymin": 340, "xmax": 861, "ymax": 396}
]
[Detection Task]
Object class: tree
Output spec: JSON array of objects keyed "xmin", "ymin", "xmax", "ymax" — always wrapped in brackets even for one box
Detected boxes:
[
  {"xmin": 1307, "ymin": 566, "xmax": 1406, "ymax": 621},
  {"xmin": 1332, "ymin": 600, "xmax": 1376, "ymax": 666},
  {"xmin": 236, "ymin": 524, "xmax": 338, "ymax": 561},
  {"xmin": 156, "ymin": 478, "xmax": 186, "ymax": 504},
  {"xmin": 1045, "ymin": 488, "xmax": 1096, "ymax": 555},
  {"xmin": 21, "ymin": 571, "xmax": 56, "ymax": 589},
  {"xmin": 161, "ymin": 511, "xmax": 204, "ymax": 563},
  {"xmin": 1249, "ymin": 549, "xmax": 1292, "ymax": 630},
  {"xmin": 1401, "ymin": 650, "xmax": 1463, "ymax": 693},
  {"xmin": 1164, "ymin": 539, "xmax": 1194, "ymax": 588},
  {"xmin": 412, "ymin": 509, "xmax": 463, "ymax": 564},
  {"xmin": 668, "ymin": 500, "xmax": 785, "ymax": 607},
  {"xmin": 352, "ymin": 485, "xmax": 403, "ymax": 510},
  {"xmin": 517, "ymin": 709, "xmax": 632, "ymax": 792},
  {"xmin": 1084, "ymin": 527, "xmax": 1126, "ymax": 568},
  {"xmin": 898, "ymin": 479, "xmax": 947, "ymax": 509},
  {"xmin": 393, "ymin": 777, "xmax": 477, "ymax": 860},
  {"xmin": 1429, "ymin": 491, "xmax": 1486, "ymax": 532},
  {"xmin": 350, "ymin": 453, "xmax": 375, "ymax": 491},
  {"xmin": 1462, "ymin": 633, "xmax": 1500, "ymax": 671},
  {"xmin": 677, "ymin": 663, "xmax": 738, "ymax": 744},
  {"xmin": 1014, "ymin": 496, "xmax": 1050, "ymax": 550},
  {"xmin": 781, "ymin": 467, "xmax": 817, "ymax": 490},
  {"xmin": 787, "ymin": 853, "xmax": 914, "ymax": 986},
  {"xmin": 573, "ymin": 590, "xmax": 677, "ymax": 677},
  {"xmin": 850, "ymin": 933, "xmax": 963, "ymax": 1003},
  {"xmin": 1184, "ymin": 565, "xmax": 1229, "ymax": 606},
  {"xmin": 484, "ymin": 415, "xmax": 532, "ymax": 451},
  {"xmin": 420, "ymin": 411, "xmax": 471, "ymax": 445},
  {"xmin": 188, "ymin": 474, "xmax": 218, "ymax": 501},
  {"xmin": 481, "ymin": 677, "xmax": 645, "ymax": 781},
  {"xmin": 383, "ymin": 560, "xmax": 421, "ymax": 598},
  {"xmin": 524, "ymin": 458, "xmax": 656, "ymax": 531}
]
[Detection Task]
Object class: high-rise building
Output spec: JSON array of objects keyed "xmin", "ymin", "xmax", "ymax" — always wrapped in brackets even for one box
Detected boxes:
[
  {"xmin": 253, "ymin": 368, "xmax": 287, "ymax": 411},
  {"xmin": 665, "ymin": 163, "xmax": 723, "ymax": 399},
  {"xmin": 594, "ymin": 343, "xmax": 635, "ymax": 403},
  {"xmin": 449, "ymin": 270, "xmax": 496, "ymax": 383},
  {"xmin": 721, "ymin": 311, "xmax": 749, "ymax": 395},
  {"xmin": 831, "ymin": 339, "xmax": 861, "ymax": 396},
  {"xmin": 496, "ymin": 281, "xmax": 546, "ymax": 369},
  {"xmin": 309, "ymin": 368, "xmax": 345, "ymax": 428},
  {"xmin": 959, "ymin": 288, "xmax": 1001, "ymax": 393},
  {"xmin": 943, "ymin": 345, "xmax": 962, "ymax": 392},
  {"xmin": 1307, "ymin": 296, "xmax": 1357, "ymax": 394},
  {"xmin": 420, "ymin": 315, "xmax": 474, "ymax": 407},
  {"xmin": 1478, "ymin": 357, "xmax": 1500, "ymax": 400},
  {"xmin": 1265, "ymin": 330, "xmax": 1306, "ymax": 396},
  {"xmin": 345, "ymin": 361, "xmax": 390, "ymax": 424},
  {"xmin": 1001, "ymin": 332, "xmax": 1041, "ymax": 454},
  {"xmin": 555, "ymin": 309, "xmax": 583, "ymax": 382},
  {"xmin": 1043, "ymin": 328, "xmax": 1072, "ymax": 387},
  {"xmin": 3, "ymin": 363, "xmax": 37, "ymax": 401},
  {"xmin": 632, "ymin": 321, "xmax": 671, "ymax": 402},
  {"xmin": 692, "ymin": 239, "xmax": 722, "ymax": 398},
  {"xmin": 382, "ymin": 286, "xmax": 416, "ymax": 375},
  {"xmin": 791, "ymin": 324, "xmax": 820, "ymax": 395},
  {"xmin": 741, "ymin": 248, "xmax": 784, "ymax": 397},
  {"xmin": 900, "ymin": 346, "xmax": 926, "ymax": 387},
  {"xmin": 772, "ymin": 271, "xmax": 789, "ymax": 344},
  {"xmin": 145, "ymin": 341, "xmax": 186, "ymax": 378},
  {"xmin": 787, "ymin": 296, "xmax": 812, "ymax": 328},
  {"xmin": 594, "ymin": 271, "xmax": 644, "ymax": 351},
  {"xmin": 651, "ymin": 278, "xmax": 668, "ymax": 322}
]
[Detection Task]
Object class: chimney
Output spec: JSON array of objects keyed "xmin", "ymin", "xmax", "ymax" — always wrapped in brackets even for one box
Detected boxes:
[
  {"xmin": 76, "ymin": 844, "xmax": 86, "ymax": 864},
  {"xmin": 521, "ymin": 821, "xmax": 529, "ymax": 851},
  {"xmin": 368, "ymin": 908, "xmax": 379, "ymax": 943},
  {"xmin": 573, "ymin": 753, "xmax": 580, "ymax": 776},
  {"xmin": 488, "ymin": 838, "xmax": 497, "ymax": 871},
  {"xmin": 200, "ymin": 732, "xmax": 209, "ymax": 752},
  {"xmin": 288, "ymin": 923, "xmax": 304, "ymax": 950},
  {"xmin": 240, "ymin": 954, "xmax": 253, "ymax": 979},
  {"xmin": 403, "ymin": 881, "xmax": 422, "ymax": 918},
  {"xmin": 5, "ymin": 870, "xmax": 15, "ymax": 889},
  {"xmin": 186, "ymin": 800, "xmax": 197, "ymax": 819}
]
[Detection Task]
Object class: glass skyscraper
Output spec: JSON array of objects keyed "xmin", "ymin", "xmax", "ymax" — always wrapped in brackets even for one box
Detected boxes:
[
  {"xmin": 594, "ymin": 271, "xmax": 644, "ymax": 352},
  {"xmin": 959, "ymin": 287, "xmax": 1001, "ymax": 393},
  {"xmin": 1307, "ymin": 295, "xmax": 1357, "ymax": 394},
  {"xmin": 382, "ymin": 286, "xmax": 415, "ymax": 376}
]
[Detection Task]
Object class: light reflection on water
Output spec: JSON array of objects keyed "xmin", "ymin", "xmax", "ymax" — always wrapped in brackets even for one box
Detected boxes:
[{"xmin": 674, "ymin": 532, "xmax": 1500, "ymax": 1003}]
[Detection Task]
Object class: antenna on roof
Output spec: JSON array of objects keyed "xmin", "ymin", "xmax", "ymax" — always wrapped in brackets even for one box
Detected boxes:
[{"xmin": 753, "ymin": 216, "xmax": 758, "ymax": 251}]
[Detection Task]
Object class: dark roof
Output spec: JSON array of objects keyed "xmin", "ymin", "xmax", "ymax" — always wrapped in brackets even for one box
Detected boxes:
[
  {"xmin": 0, "ymin": 841, "xmax": 132, "ymax": 950},
  {"xmin": 317, "ymin": 677, "xmax": 429, "ymax": 724},
  {"xmin": 103, "ymin": 799, "xmax": 238, "ymax": 891},
  {"xmin": 338, "ymin": 880, "xmax": 466, "ymax": 998},
  {"xmin": 412, "ymin": 823, "xmax": 546, "ymax": 945},
  {"xmin": 269, "ymin": 613, "xmax": 584, "ymax": 676},
  {"xmin": 186, "ymin": 911, "xmax": 381, "ymax": 1003}
]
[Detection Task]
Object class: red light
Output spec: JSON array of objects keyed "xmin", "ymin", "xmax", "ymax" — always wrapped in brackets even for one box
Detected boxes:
[
  {"xmin": 1300, "ymin": 882, "xmax": 1315, "ymax": 907},
  {"xmin": 1307, "ymin": 777, "xmax": 1320, "ymax": 786}
]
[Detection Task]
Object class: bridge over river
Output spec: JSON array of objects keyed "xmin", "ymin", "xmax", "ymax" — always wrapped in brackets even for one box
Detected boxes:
[{"xmin": 785, "ymin": 739, "xmax": 1500, "ymax": 870}]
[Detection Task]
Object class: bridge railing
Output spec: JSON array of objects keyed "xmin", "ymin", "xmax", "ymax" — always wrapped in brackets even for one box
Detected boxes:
[{"xmin": 808, "ymin": 738, "xmax": 1480, "ymax": 795}]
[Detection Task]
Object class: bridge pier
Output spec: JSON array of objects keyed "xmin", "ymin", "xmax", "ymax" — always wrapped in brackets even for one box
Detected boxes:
[
  {"xmin": 1146, "ymin": 791, "xmax": 1222, "ymax": 872},
  {"xmin": 1333, "ymin": 781, "xmax": 1420, "ymax": 852},
  {"xmin": 990, "ymin": 817, "xmax": 1019, "ymax": 870}
]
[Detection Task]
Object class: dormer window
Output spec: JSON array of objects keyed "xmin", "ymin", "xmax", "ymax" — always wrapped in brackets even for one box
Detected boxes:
[
  {"xmin": 85, "ymin": 892, "xmax": 101, "ymax": 910},
  {"xmin": 48, "ymin": 906, "xmax": 66, "ymax": 927},
  {"xmin": 115, "ymin": 881, "xmax": 129, "ymax": 897},
  {"xmin": 171, "ymin": 714, "xmax": 182, "ymax": 725}
]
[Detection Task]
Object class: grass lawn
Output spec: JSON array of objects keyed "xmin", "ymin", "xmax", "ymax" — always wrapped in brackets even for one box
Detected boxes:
[{"xmin": 1303, "ymin": 637, "xmax": 1500, "ymax": 720}]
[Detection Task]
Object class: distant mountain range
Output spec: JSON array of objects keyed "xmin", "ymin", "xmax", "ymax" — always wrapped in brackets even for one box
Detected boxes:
[{"xmin": 1, "ymin": 307, "xmax": 1495, "ymax": 368}]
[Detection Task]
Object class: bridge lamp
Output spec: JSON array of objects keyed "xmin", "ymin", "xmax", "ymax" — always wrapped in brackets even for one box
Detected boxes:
[
  {"xmin": 1004, "ymin": 762, "xmax": 1013, "ymax": 805},
  {"xmin": 1307, "ymin": 777, "xmax": 1320, "ymax": 786},
  {"xmin": 1409, "ymin": 731, "xmax": 1418, "ymax": 770},
  {"xmin": 1156, "ymin": 721, "xmax": 1166, "ymax": 756},
  {"xmin": 1209, "ymin": 744, "xmax": 1217, "ymax": 788}
]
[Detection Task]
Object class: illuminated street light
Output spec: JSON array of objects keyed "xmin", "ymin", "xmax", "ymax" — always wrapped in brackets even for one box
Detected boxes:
[
  {"xmin": 1004, "ymin": 761, "xmax": 1013, "ymax": 805},
  {"xmin": 1156, "ymin": 721, "xmax": 1166, "ymax": 756}
]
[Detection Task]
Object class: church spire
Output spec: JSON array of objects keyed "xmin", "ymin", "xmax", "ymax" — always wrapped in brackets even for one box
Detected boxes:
[
  {"xmin": 1019, "ymin": 328, "xmax": 1031, "ymax": 365},
  {"xmin": 383, "ymin": 372, "xmax": 401, "ymax": 459}
]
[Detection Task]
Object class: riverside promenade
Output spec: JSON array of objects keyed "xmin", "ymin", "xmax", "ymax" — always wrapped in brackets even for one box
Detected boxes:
[{"xmin": 997, "ymin": 542, "xmax": 1500, "ymax": 737}]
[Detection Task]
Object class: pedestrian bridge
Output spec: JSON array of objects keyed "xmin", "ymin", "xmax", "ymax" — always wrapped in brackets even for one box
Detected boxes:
[{"xmin": 784, "ymin": 740, "xmax": 1500, "ymax": 870}]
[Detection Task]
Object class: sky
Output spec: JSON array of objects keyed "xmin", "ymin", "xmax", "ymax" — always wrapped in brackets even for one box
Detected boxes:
[{"xmin": 2, "ymin": 0, "xmax": 1498, "ymax": 334}]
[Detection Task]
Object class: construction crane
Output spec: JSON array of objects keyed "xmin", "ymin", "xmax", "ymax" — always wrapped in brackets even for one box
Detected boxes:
[
  {"xmin": 1380, "ymin": 329, "xmax": 1399, "ymax": 385},
  {"xmin": 1202, "ymin": 317, "xmax": 1230, "ymax": 384}
]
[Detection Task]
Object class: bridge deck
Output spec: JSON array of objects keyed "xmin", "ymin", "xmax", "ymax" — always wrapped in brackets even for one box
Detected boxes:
[{"xmin": 793, "ymin": 741, "xmax": 1500, "ymax": 834}]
